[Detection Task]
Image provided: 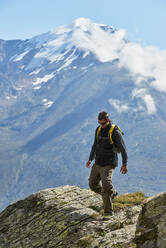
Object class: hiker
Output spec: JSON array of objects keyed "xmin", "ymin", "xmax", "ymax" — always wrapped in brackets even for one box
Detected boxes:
[{"xmin": 86, "ymin": 111, "xmax": 128, "ymax": 219}]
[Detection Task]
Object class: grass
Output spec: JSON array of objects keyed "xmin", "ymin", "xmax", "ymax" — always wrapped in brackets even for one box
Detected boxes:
[
  {"xmin": 88, "ymin": 192, "xmax": 147, "ymax": 215},
  {"xmin": 113, "ymin": 192, "xmax": 147, "ymax": 211}
]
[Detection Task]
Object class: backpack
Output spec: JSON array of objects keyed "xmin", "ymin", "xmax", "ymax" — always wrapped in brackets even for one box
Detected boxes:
[{"xmin": 96, "ymin": 124, "xmax": 124, "ymax": 153}]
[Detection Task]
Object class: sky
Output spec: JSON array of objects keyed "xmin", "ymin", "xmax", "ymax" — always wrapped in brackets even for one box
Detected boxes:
[{"xmin": 0, "ymin": 0, "xmax": 166, "ymax": 49}]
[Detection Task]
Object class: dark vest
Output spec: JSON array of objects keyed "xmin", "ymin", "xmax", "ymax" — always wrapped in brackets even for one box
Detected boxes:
[{"xmin": 95, "ymin": 124, "xmax": 118, "ymax": 167}]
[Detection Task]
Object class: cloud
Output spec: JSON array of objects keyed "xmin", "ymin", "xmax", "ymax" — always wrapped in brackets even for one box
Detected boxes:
[
  {"xmin": 118, "ymin": 42, "xmax": 166, "ymax": 93},
  {"xmin": 75, "ymin": 21, "xmax": 166, "ymax": 94},
  {"xmin": 72, "ymin": 26, "xmax": 126, "ymax": 62},
  {"xmin": 108, "ymin": 99, "xmax": 129, "ymax": 113},
  {"xmin": 30, "ymin": 19, "xmax": 166, "ymax": 94},
  {"xmin": 73, "ymin": 20, "xmax": 166, "ymax": 94},
  {"xmin": 142, "ymin": 94, "xmax": 156, "ymax": 115},
  {"xmin": 109, "ymin": 89, "xmax": 156, "ymax": 115},
  {"xmin": 132, "ymin": 88, "xmax": 156, "ymax": 115}
]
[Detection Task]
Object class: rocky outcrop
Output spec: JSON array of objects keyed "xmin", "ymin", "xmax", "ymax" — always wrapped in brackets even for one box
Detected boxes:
[
  {"xmin": 136, "ymin": 191, "xmax": 166, "ymax": 248},
  {"xmin": 0, "ymin": 185, "xmax": 166, "ymax": 248}
]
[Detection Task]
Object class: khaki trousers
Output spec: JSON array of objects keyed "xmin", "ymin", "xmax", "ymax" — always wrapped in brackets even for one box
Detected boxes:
[{"xmin": 89, "ymin": 163, "xmax": 114, "ymax": 213}]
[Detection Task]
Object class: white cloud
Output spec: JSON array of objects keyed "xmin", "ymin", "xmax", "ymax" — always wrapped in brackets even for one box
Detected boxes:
[
  {"xmin": 108, "ymin": 99, "xmax": 129, "ymax": 113},
  {"xmin": 142, "ymin": 94, "xmax": 156, "ymax": 115},
  {"xmin": 132, "ymin": 88, "xmax": 156, "ymax": 115},
  {"xmin": 118, "ymin": 43, "xmax": 166, "ymax": 92},
  {"xmin": 71, "ymin": 20, "xmax": 166, "ymax": 93},
  {"xmin": 72, "ymin": 19, "xmax": 166, "ymax": 93},
  {"xmin": 72, "ymin": 25, "xmax": 126, "ymax": 62},
  {"xmin": 132, "ymin": 88, "xmax": 147, "ymax": 98},
  {"xmin": 109, "ymin": 89, "xmax": 156, "ymax": 115}
]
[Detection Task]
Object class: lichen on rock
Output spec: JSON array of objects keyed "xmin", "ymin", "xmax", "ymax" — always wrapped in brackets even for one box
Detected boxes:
[{"xmin": 0, "ymin": 186, "xmax": 165, "ymax": 247}]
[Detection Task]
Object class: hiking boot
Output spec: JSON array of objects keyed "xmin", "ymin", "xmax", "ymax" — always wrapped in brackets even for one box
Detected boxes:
[{"xmin": 102, "ymin": 212, "xmax": 113, "ymax": 221}]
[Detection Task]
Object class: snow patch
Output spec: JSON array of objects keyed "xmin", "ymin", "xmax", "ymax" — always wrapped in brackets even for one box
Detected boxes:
[
  {"xmin": 81, "ymin": 63, "xmax": 93, "ymax": 70},
  {"xmin": 42, "ymin": 98, "xmax": 54, "ymax": 108},
  {"xmin": 81, "ymin": 66, "xmax": 88, "ymax": 70},
  {"xmin": 13, "ymin": 50, "xmax": 29, "ymax": 61},
  {"xmin": 83, "ymin": 51, "xmax": 90, "ymax": 58},
  {"xmin": 33, "ymin": 86, "xmax": 41, "ymax": 90},
  {"xmin": 15, "ymin": 87, "xmax": 22, "ymax": 91},
  {"xmin": 29, "ymin": 69, "xmax": 41, "ymax": 75},
  {"xmin": 19, "ymin": 65, "xmax": 25, "ymax": 69},
  {"xmin": 32, "ymin": 73, "xmax": 55, "ymax": 86},
  {"xmin": 57, "ymin": 49, "xmax": 78, "ymax": 72},
  {"xmin": 43, "ymin": 100, "xmax": 54, "ymax": 108},
  {"xmin": 47, "ymin": 37, "xmax": 65, "ymax": 48},
  {"xmin": 21, "ymin": 18, "xmax": 166, "ymax": 94}
]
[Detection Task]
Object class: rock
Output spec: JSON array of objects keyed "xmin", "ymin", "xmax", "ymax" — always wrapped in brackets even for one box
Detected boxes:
[
  {"xmin": 0, "ymin": 186, "xmax": 165, "ymax": 248},
  {"xmin": 135, "ymin": 191, "xmax": 166, "ymax": 248}
]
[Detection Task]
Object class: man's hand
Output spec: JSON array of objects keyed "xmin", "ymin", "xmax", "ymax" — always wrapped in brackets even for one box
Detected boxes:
[
  {"xmin": 86, "ymin": 160, "xmax": 92, "ymax": 168},
  {"xmin": 120, "ymin": 165, "xmax": 128, "ymax": 174}
]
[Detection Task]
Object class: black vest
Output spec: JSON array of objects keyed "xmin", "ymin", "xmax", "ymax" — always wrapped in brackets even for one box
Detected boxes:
[{"xmin": 95, "ymin": 124, "xmax": 118, "ymax": 167}]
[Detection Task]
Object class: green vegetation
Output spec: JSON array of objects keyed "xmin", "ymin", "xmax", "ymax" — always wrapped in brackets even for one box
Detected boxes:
[
  {"xmin": 88, "ymin": 205, "xmax": 102, "ymax": 212},
  {"xmin": 114, "ymin": 192, "xmax": 147, "ymax": 211},
  {"xmin": 112, "ymin": 244, "xmax": 122, "ymax": 248},
  {"xmin": 77, "ymin": 234, "xmax": 96, "ymax": 248},
  {"xmin": 100, "ymin": 230, "xmax": 107, "ymax": 237},
  {"xmin": 88, "ymin": 192, "xmax": 147, "ymax": 214}
]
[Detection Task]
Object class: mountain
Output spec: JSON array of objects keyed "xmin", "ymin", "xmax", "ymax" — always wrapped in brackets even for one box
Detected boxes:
[
  {"xmin": 0, "ymin": 185, "xmax": 165, "ymax": 247},
  {"xmin": 0, "ymin": 18, "xmax": 166, "ymax": 211}
]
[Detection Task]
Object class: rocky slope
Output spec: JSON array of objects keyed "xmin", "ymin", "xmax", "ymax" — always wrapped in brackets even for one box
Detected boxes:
[{"xmin": 0, "ymin": 185, "xmax": 165, "ymax": 248}]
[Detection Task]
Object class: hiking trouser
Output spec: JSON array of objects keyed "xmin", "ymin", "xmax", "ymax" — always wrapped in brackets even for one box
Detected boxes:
[{"xmin": 89, "ymin": 163, "xmax": 114, "ymax": 214}]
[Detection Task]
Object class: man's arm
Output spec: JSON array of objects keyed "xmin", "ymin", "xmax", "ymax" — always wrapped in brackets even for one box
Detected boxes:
[
  {"xmin": 86, "ymin": 127, "xmax": 98, "ymax": 168},
  {"xmin": 89, "ymin": 127, "xmax": 98, "ymax": 160},
  {"xmin": 113, "ymin": 128, "xmax": 128, "ymax": 173}
]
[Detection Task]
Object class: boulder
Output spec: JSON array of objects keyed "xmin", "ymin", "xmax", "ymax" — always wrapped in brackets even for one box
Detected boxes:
[
  {"xmin": 0, "ymin": 186, "xmax": 166, "ymax": 247},
  {"xmin": 136, "ymin": 191, "xmax": 166, "ymax": 248},
  {"xmin": 0, "ymin": 185, "xmax": 141, "ymax": 248}
]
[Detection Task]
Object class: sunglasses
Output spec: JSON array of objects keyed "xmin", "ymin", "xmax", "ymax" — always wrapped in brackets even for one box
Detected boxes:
[{"xmin": 98, "ymin": 120, "xmax": 107, "ymax": 125}]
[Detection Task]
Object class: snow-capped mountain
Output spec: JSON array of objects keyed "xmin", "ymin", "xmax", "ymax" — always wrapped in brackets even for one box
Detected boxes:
[{"xmin": 0, "ymin": 18, "xmax": 166, "ymax": 211}]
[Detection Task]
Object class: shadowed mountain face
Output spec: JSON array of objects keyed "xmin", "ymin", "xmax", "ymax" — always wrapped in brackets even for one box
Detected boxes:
[{"xmin": 0, "ymin": 18, "xmax": 166, "ymax": 211}]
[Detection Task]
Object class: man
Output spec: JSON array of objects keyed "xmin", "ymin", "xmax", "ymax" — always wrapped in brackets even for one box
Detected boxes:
[{"xmin": 86, "ymin": 111, "xmax": 128, "ymax": 219}]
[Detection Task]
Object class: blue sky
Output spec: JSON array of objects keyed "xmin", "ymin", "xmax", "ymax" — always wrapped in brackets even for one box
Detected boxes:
[{"xmin": 0, "ymin": 0, "xmax": 166, "ymax": 49}]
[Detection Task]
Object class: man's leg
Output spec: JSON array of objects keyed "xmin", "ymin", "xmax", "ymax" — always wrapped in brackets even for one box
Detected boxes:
[
  {"xmin": 89, "ymin": 164, "xmax": 102, "ymax": 194},
  {"xmin": 100, "ymin": 165, "xmax": 114, "ymax": 214}
]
